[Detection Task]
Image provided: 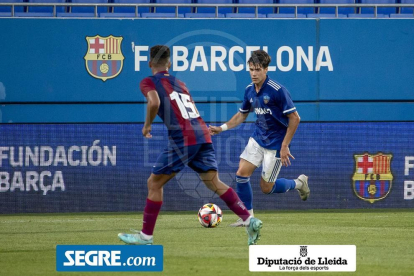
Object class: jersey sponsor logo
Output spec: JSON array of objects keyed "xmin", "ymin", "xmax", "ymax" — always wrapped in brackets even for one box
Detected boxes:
[
  {"xmin": 263, "ymin": 95, "xmax": 270, "ymax": 105},
  {"xmin": 352, "ymin": 153, "xmax": 393, "ymax": 203},
  {"xmin": 255, "ymin": 108, "xmax": 272, "ymax": 115},
  {"xmin": 84, "ymin": 35, "xmax": 124, "ymax": 82}
]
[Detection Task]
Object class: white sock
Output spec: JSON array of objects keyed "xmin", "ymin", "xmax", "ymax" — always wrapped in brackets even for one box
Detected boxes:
[
  {"xmin": 140, "ymin": 231, "xmax": 153, "ymax": 240},
  {"xmin": 244, "ymin": 215, "xmax": 252, "ymax": 226},
  {"xmin": 248, "ymin": 209, "xmax": 254, "ymax": 217},
  {"xmin": 294, "ymin": 179, "xmax": 303, "ymax": 190}
]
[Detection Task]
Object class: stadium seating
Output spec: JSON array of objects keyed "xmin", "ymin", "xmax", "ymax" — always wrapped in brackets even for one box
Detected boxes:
[
  {"xmin": 1, "ymin": 0, "xmax": 414, "ymax": 18},
  {"xmin": 225, "ymin": 12, "xmax": 266, "ymax": 18},
  {"xmin": 236, "ymin": 0, "xmax": 275, "ymax": 15},
  {"xmin": 110, "ymin": 0, "xmax": 151, "ymax": 14},
  {"xmin": 347, "ymin": 13, "xmax": 389, "ymax": 17},
  {"xmin": 390, "ymin": 13, "xmax": 414, "ymax": 17},
  {"xmin": 278, "ymin": 0, "xmax": 316, "ymax": 15},
  {"xmin": 400, "ymin": 0, "xmax": 414, "ymax": 14},
  {"xmin": 57, "ymin": 0, "xmax": 108, "ymax": 17},
  {"xmin": 141, "ymin": 12, "xmax": 184, "ymax": 18},
  {"xmin": 267, "ymin": 13, "xmax": 306, "ymax": 18},
  {"xmin": 15, "ymin": 0, "xmax": 66, "ymax": 16},
  {"xmin": 307, "ymin": 13, "xmax": 347, "ymax": 17},
  {"xmin": 0, "ymin": 0, "xmax": 25, "ymax": 17},
  {"xmin": 359, "ymin": 0, "xmax": 397, "ymax": 16},
  {"xmin": 195, "ymin": 0, "xmax": 234, "ymax": 14},
  {"xmin": 100, "ymin": 12, "xmax": 137, "ymax": 17},
  {"xmin": 153, "ymin": 0, "xmax": 192, "ymax": 14},
  {"xmin": 318, "ymin": 0, "xmax": 356, "ymax": 15},
  {"xmin": 185, "ymin": 12, "xmax": 225, "ymax": 18}
]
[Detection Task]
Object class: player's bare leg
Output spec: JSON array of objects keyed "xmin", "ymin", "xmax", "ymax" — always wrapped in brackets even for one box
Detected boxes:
[
  {"xmin": 198, "ymin": 170, "xmax": 230, "ymax": 196},
  {"xmin": 147, "ymin": 173, "xmax": 176, "ymax": 201},
  {"xmin": 199, "ymin": 169, "xmax": 262, "ymax": 245},
  {"xmin": 236, "ymin": 159, "xmax": 257, "ymax": 178},
  {"xmin": 118, "ymin": 173, "xmax": 175, "ymax": 245},
  {"xmin": 260, "ymin": 178, "xmax": 275, "ymax": 194}
]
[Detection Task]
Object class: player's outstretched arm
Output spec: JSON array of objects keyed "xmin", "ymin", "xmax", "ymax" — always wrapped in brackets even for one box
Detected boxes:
[
  {"xmin": 142, "ymin": 90, "xmax": 160, "ymax": 138},
  {"xmin": 209, "ymin": 112, "xmax": 249, "ymax": 135}
]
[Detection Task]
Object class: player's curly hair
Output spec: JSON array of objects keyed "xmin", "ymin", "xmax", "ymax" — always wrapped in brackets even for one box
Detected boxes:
[
  {"xmin": 248, "ymin": 50, "xmax": 271, "ymax": 69},
  {"xmin": 150, "ymin": 45, "xmax": 170, "ymax": 66}
]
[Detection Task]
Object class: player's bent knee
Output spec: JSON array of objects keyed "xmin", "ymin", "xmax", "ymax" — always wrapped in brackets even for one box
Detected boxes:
[
  {"xmin": 261, "ymin": 186, "xmax": 273, "ymax": 194},
  {"xmin": 236, "ymin": 169, "xmax": 251, "ymax": 178},
  {"xmin": 147, "ymin": 178, "xmax": 154, "ymax": 189},
  {"xmin": 147, "ymin": 177, "xmax": 161, "ymax": 190},
  {"xmin": 260, "ymin": 179, "xmax": 274, "ymax": 194}
]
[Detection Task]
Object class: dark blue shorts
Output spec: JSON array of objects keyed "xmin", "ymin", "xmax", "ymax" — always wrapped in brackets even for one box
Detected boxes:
[{"xmin": 152, "ymin": 143, "xmax": 218, "ymax": 175}]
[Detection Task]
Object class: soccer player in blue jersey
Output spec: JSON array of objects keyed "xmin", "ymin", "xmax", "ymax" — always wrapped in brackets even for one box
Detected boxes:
[
  {"xmin": 118, "ymin": 45, "xmax": 262, "ymax": 245},
  {"xmin": 209, "ymin": 50, "xmax": 310, "ymax": 226}
]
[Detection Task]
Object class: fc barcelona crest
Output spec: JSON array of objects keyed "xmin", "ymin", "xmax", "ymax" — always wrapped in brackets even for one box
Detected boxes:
[
  {"xmin": 84, "ymin": 35, "xmax": 124, "ymax": 81},
  {"xmin": 352, "ymin": 153, "xmax": 393, "ymax": 203}
]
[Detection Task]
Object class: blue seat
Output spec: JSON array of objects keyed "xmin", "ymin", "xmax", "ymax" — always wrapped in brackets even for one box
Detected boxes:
[
  {"xmin": 100, "ymin": 12, "xmax": 138, "ymax": 17},
  {"xmin": 153, "ymin": 0, "xmax": 193, "ymax": 14},
  {"xmin": 0, "ymin": 0, "xmax": 25, "ymax": 15},
  {"xmin": 57, "ymin": 12, "xmax": 96, "ymax": 16},
  {"xmin": 401, "ymin": 0, "xmax": 414, "ymax": 14},
  {"xmin": 185, "ymin": 12, "xmax": 225, "ymax": 18},
  {"xmin": 278, "ymin": 0, "xmax": 315, "ymax": 15},
  {"xmin": 347, "ymin": 13, "xmax": 389, "ymax": 17},
  {"xmin": 318, "ymin": 0, "xmax": 356, "ymax": 15},
  {"xmin": 112, "ymin": 0, "xmax": 151, "ymax": 14},
  {"xmin": 195, "ymin": 0, "xmax": 234, "ymax": 14},
  {"xmin": 141, "ymin": 12, "xmax": 184, "ymax": 18},
  {"xmin": 226, "ymin": 12, "xmax": 266, "ymax": 17},
  {"xmin": 359, "ymin": 0, "xmax": 397, "ymax": 15},
  {"xmin": 307, "ymin": 13, "xmax": 347, "ymax": 17},
  {"xmin": 390, "ymin": 13, "xmax": 413, "ymax": 17},
  {"xmin": 26, "ymin": 0, "xmax": 66, "ymax": 15},
  {"xmin": 68, "ymin": 0, "xmax": 108, "ymax": 15},
  {"xmin": 237, "ymin": 0, "xmax": 275, "ymax": 15},
  {"xmin": 267, "ymin": 13, "xmax": 306, "ymax": 17}
]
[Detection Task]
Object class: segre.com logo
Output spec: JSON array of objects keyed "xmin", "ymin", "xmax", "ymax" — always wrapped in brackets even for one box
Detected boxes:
[{"xmin": 56, "ymin": 245, "xmax": 163, "ymax": 272}]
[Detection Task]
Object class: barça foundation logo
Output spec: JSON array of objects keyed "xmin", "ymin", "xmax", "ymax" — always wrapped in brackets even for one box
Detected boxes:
[
  {"xmin": 84, "ymin": 35, "xmax": 124, "ymax": 81},
  {"xmin": 352, "ymin": 153, "xmax": 393, "ymax": 203}
]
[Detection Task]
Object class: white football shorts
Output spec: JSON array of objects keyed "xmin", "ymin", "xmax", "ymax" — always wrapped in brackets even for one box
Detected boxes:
[{"xmin": 239, "ymin": 137, "xmax": 282, "ymax": 183}]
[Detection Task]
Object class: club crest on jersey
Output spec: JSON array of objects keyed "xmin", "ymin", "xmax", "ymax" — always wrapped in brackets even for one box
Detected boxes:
[
  {"xmin": 263, "ymin": 95, "xmax": 270, "ymax": 104},
  {"xmin": 351, "ymin": 152, "xmax": 393, "ymax": 203},
  {"xmin": 84, "ymin": 35, "xmax": 124, "ymax": 81}
]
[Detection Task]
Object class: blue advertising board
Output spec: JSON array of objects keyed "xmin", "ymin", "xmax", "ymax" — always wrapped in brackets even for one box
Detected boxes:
[
  {"xmin": 0, "ymin": 18, "xmax": 413, "ymax": 213},
  {"xmin": 0, "ymin": 19, "xmax": 413, "ymax": 122},
  {"xmin": 1, "ymin": 123, "xmax": 413, "ymax": 213}
]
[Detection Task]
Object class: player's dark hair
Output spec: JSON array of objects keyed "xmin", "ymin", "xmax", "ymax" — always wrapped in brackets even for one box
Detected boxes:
[
  {"xmin": 248, "ymin": 50, "xmax": 271, "ymax": 69},
  {"xmin": 150, "ymin": 45, "xmax": 170, "ymax": 66}
]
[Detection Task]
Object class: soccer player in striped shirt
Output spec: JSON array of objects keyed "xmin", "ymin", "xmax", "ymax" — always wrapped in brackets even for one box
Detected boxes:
[
  {"xmin": 209, "ymin": 50, "xmax": 310, "ymax": 226},
  {"xmin": 118, "ymin": 45, "xmax": 262, "ymax": 245}
]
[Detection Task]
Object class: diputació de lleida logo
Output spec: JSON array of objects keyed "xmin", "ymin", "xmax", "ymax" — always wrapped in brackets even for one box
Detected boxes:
[
  {"xmin": 84, "ymin": 35, "xmax": 124, "ymax": 81},
  {"xmin": 352, "ymin": 152, "xmax": 393, "ymax": 203}
]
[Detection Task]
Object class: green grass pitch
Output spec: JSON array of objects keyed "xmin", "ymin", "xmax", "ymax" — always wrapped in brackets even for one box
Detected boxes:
[{"xmin": 0, "ymin": 209, "xmax": 413, "ymax": 276}]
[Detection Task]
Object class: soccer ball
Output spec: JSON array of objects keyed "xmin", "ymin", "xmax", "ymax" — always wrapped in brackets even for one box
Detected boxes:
[{"xmin": 198, "ymin": 203, "xmax": 222, "ymax": 228}]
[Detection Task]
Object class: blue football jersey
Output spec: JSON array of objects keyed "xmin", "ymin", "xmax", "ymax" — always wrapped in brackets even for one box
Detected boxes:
[{"xmin": 239, "ymin": 76, "xmax": 296, "ymax": 150}]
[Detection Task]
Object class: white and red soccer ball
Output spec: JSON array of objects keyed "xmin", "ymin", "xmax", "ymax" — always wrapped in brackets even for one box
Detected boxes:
[{"xmin": 198, "ymin": 203, "xmax": 222, "ymax": 228}]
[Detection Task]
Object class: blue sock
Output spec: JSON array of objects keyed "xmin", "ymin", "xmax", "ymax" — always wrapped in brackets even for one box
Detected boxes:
[
  {"xmin": 269, "ymin": 178, "xmax": 296, "ymax": 194},
  {"xmin": 236, "ymin": 175, "xmax": 253, "ymax": 210}
]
